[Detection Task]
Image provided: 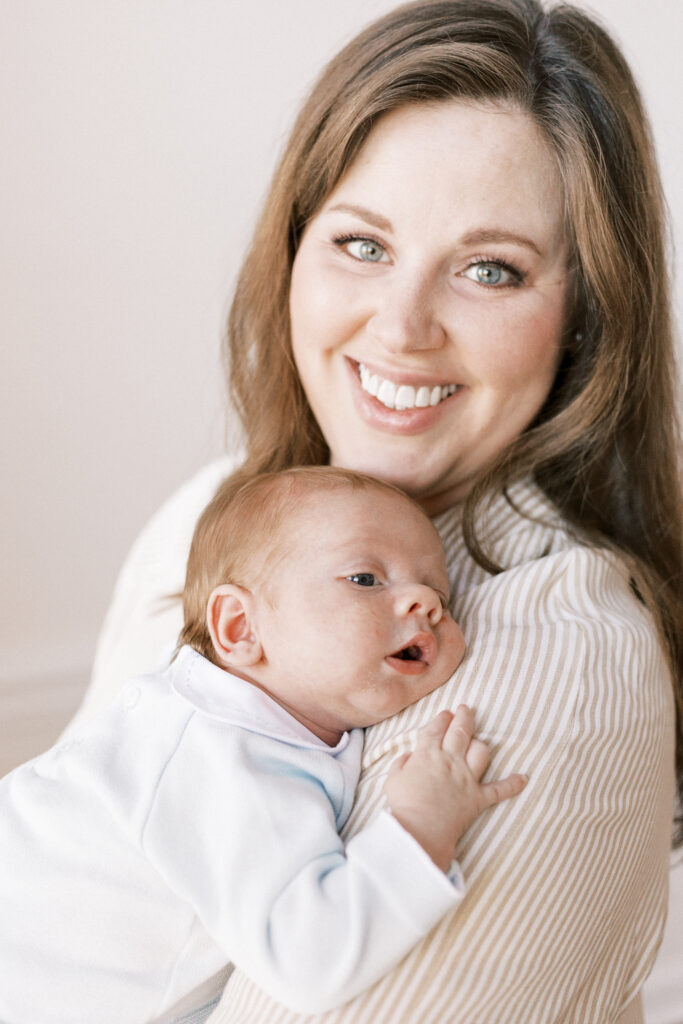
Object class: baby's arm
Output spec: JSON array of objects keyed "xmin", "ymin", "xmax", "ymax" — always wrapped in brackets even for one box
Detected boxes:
[{"xmin": 384, "ymin": 705, "xmax": 527, "ymax": 872}]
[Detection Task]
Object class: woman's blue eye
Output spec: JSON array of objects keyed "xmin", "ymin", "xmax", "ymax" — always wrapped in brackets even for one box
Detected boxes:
[
  {"xmin": 463, "ymin": 261, "xmax": 517, "ymax": 286},
  {"xmin": 346, "ymin": 573, "xmax": 378, "ymax": 587},
  {"xmin": 345, "ymin": 238, "xmax": 387, "ymax": 263}
]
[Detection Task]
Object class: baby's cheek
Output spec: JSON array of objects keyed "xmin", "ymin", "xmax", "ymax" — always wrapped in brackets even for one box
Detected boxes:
[
  {"xmin": 443, "ymin": 619, "xmax": 466, "ymax": 672},
  {"xmin": 352, "ymin": 606, "xmax": 386, "ymax": 641}
]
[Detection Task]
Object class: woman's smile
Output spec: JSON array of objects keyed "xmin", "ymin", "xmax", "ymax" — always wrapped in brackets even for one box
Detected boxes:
[
  {"xmin": 359, "ymin": 364, "xmax": 460, "ymax": 411},
  {"xmin": 289, "ymin": 100, "xmax": 569, "ymax": 513},
  {"xmin": 346, "ymin": 357, "xmax": 464, "ymax": 436}
]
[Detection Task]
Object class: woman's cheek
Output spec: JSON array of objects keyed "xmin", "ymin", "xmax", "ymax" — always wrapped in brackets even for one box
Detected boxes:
[
  {"xmin": 291, "ymin": 246, "xmax": 376, "ymax": 356},
  {"xmin": 465, "ymin": 302, "xmax": 563, "ymax": 387}
]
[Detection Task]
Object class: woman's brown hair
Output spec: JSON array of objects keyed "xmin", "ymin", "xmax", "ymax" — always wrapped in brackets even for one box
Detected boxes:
[{"xmin": 224, "ymin": 0, "xmax": 683, "ymax": 842}]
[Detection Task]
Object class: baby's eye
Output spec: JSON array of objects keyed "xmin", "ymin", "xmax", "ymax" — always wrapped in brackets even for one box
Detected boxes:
[{"xmin": 346, "ymin": 572, "xmax": 379, "ymax": 587}]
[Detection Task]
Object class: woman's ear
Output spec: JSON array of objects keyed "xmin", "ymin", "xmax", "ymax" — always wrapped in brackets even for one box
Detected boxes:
[{"xmin": 206, "ymin": 584, "xmax": 263, "ymax": 669}]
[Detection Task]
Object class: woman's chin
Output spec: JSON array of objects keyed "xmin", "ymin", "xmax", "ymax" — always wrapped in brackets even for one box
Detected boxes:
[{"xmin": 329, "ymin": 449, "xmax": 466, "ymax": 511}]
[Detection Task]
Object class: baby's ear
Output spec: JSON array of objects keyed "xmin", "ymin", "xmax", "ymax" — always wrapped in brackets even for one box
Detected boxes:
[{"xmin": 206, "ymin": 584, "xmax": 263, "ymax": 668}]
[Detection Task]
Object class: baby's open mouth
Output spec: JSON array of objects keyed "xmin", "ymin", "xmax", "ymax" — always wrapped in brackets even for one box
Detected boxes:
[
  {"xmin": 386, "ymin": 634, "xmax": 435, "ymax": 674},
  {"xmin": 394, "ymin": 644, "xmax": 424, "ymax": 662}
]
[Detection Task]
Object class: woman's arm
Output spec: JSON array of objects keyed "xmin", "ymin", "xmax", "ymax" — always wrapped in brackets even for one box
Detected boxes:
[{"xmin": 212, "ymin": 543, "xmax": 674, "ymax": 1023}]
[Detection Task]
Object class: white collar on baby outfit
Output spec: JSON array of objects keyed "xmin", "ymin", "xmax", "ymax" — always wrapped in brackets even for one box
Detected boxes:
[{"xmin": 168, "ymin": 646, "xmax": 353, "ymax": 754}]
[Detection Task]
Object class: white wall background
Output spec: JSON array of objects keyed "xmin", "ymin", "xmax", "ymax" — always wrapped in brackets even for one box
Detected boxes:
[{"xmin": 1, "ymin": 0, "xmax": 681, "ymax": 690}]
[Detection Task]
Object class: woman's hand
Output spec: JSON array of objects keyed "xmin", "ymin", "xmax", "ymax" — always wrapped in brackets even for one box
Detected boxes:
[{"xmin": 383, "ymin": 706, "xmax": 527, "ymax": 873}]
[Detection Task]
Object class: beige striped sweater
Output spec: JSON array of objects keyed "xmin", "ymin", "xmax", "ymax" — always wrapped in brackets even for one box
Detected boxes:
[{"xmin": 210, "ymin": 478, "xmax": 675, "ymax": 1024}]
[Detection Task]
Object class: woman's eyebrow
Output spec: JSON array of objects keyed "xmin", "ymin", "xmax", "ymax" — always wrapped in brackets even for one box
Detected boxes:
[
  {"xmin": 459, "ymin": 228, "xmax": 543, "ymax": 257},
  {"xmin": 325, "ymin": 206, "xmax": 548, "ymax": 258},
  {"xmin": 327, "ymin": 202, "xmax": 393, "ymax": 232}
]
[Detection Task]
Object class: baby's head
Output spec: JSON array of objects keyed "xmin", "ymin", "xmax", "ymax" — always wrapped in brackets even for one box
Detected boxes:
[{"xmin": 179, "ymin": 467, "xmax": 465, "ymax": 744}]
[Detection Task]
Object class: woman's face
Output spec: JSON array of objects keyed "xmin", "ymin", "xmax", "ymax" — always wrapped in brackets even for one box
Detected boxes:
[{"xmin": 290, "ymin": 101, "xmax": 569, "ymax": 514}]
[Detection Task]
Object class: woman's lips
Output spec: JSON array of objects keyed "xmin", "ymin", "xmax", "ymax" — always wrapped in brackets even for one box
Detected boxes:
[{"xmin": 346, "ymin": 358, "xmax": 463, "ymax": 435}]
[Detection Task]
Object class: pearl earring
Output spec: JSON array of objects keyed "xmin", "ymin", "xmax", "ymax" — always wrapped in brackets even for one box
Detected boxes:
[{"xmin": 574, "ymin": 330, "xmax": 584, "ymax": 342}]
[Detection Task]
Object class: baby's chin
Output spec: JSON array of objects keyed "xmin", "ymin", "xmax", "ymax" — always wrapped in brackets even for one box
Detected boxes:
[{"xmin": 364, "ymin": 687, "xmax": 442, "ymax": 725}]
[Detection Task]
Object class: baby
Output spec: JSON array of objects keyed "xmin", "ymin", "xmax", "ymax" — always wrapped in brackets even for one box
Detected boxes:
[{"xmin": 0, "ymin": 467, "xmax": 526, "ymax": 1024}]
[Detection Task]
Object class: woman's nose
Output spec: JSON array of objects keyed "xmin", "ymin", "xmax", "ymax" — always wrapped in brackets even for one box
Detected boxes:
[
  {"xmin": 367, "ymin": 278, "xmax": 446, "ymax": 354},
  {"xmin": 394, "ymin": 584, "xmax": 443, "ymax": 625}
]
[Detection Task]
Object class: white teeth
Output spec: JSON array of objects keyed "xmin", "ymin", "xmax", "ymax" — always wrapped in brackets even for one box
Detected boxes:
[
  {"xmin": 394, "ymin": 384, "xmax": 416, "ymax": 410},
  {"xmin": 359, "ymin": 363, "xmax": 382, "ymax": 397},
  {"xmin": 377, "ymin": 379, "xmax": 396, "ymax": 409},
  {"xmin": 359, "ymin": 363, "xmax": 459, "ymax": 410}
]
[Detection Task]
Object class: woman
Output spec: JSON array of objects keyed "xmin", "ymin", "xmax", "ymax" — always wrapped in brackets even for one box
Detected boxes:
[{"xmin": 71, "ymin": 0, "xmax": 682, "ymax": 1020}]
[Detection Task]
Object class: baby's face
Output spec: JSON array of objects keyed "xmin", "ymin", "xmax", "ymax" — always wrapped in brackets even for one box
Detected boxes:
[{"xmin": 252, "ymin": 487, "xmax": 465, "ymax": 742}]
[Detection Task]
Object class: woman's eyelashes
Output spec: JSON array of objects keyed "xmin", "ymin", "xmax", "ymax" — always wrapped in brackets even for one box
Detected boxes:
[
  {"xmin": 333, "ymin": 234, "xmax": 389, "ymax": 263},
  {"xmin": 332, "ymin": 233, "xmax": 526, "ymax": 286},
  {"xmin": 462, "ymin": 258, "xmax": 525, "ymax": 288}
]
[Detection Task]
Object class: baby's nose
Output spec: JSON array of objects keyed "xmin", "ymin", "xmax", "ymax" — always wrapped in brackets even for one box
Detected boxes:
[{"xmin": 395, "ymin": 584, "xmax": 443, "ymax": 624}]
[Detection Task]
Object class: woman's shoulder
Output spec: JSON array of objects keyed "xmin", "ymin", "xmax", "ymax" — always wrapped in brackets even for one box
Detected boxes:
[
  {"xmin": 432, "ymin": 479, "xmax": 673, "ymax": 722},
  {"xmin": 453, "ymin": 486, "xmax": 666, "ymax": 673},
  {"xmin": 459, "ymin": 534, "xmax": 647, "ymax": 627},
  {"xmin": 458, "ymin": 541, "xmax": 671, "ymax": 711},
  {"xmin": 440, "ymin": 478, "xmax": 649, "ymax": 621}
]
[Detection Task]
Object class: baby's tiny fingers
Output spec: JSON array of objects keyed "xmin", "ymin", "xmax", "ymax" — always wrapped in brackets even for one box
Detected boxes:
[
  {"xmin": 415, "ymin": 710, "xmax": 453, "ymax": 749},
  {"xmin": 441, "ymin": 704, "xmax": 475, "ymax": 757},
  {"xmin": 383, "ymin": 753, "xmax": 411, "ymax": 801},
  {"xmin": 481, "ymin": 772, "xmax": 528, "ymax": 809},
  {"xmin": 465, "ymin": 737, "xmax": 490, "ymax": 780},
  {"xmin": 388, "ymin": 753, "xmax": 411, "ymax": 777}
]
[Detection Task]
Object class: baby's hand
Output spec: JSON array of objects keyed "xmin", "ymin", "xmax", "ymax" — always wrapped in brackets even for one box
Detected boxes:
[{"xmin": 383, "ymin": 706, "xmax": 527, "ymax": 873}]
